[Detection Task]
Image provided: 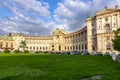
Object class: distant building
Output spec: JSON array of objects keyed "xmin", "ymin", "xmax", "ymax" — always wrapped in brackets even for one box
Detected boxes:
[{"xmin": 0, "ymin": 6, "xmax": 120, "ymax": 54}]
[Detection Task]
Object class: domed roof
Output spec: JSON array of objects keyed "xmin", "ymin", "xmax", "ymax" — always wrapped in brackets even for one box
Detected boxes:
[
  {"xmin": 53, "ymin": 28, "xmax": 67, "ymax": 35},
  {"xmin": 12, "ymin": 33, "xmax": 24, "ymax": 36}
]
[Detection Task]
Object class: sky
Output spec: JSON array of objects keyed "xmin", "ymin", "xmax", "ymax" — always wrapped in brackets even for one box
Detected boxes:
[{"xmin": 0, "ymin": 0, "xmax": 120, "ymax": 36}]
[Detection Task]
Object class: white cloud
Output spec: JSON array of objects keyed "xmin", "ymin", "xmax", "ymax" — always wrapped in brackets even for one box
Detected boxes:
[
  {"xmin": 0, "ymin": 0, "xmax": 52, "ymax": 36},
  {"xmin": 0, "ymin": 0, "xmax": 120, "ymax": 36},
  {"xmin": 54, "ymin": 0, "xmax": 120, "ymax": 32}
]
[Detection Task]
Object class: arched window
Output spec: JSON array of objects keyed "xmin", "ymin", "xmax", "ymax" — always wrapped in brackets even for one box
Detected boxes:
[
  {"xmin": 52, "ymin": 45, "xmax": 54, "ymax": 51},
  {"xmin": 92, "ymin": 47, "xmax": 95, "ymax": 50},
  {"xmin": 52, "ymin": 45, "xmax": 54, "ymax": 47},
  {"xmin": 92, "ymin": 29, "xmax": 96, "ymax": 36},
  {"xmin": 82, "ymin": 45, "xmax": 84, "ymax": 50},
  {"xmin": 26, "ymin": 46, "xmax": 28, "ymax": 49},
  {"xmin": 0, "ymin": 42, "xmax": 3, "ymax": 47},
  {"xmin": 33, "ymin": 47, "xmax": 35, "ymax": 50},
  {"xmin": 46, "ymin": 47, "xmax": 47, "ymax": 50},
  {"xmin": 70, "ymin": 46, "xmax": 72, "ymax": 50},
  {"xmin": 85, "ymin": 44, "xmax": 87, "ymax": 49},
  {"xmin": 79, "ymin": 45, "xmax": 81, "ymax": 50},
  {"xmin": 40, "ymin": 47, "xmax": 41, "ymax": 50},
  {"xmin": 43, "ymin": 47, "xmax": 44, "ymax": 50},
  {"xmin": 37, "ymin": 47, "xmax": 38, "ymax": 50},
  {"xmin": 73, "ymin": 46, "xmax": 75, "ymax": 50},
  {"xmin": 68, "ymin": 46, "xmax": 69, "ymax": 50},
  {"xmin": 105, "ymin": 24, "xmax": 111, "ymax": 32},
  {"xmin": 59, "ymin": 45, "xmax": 61, "ymax": 51},
  {"xmin": 11, "ymin": 43, "xmax": 13, "ymax": 48},
  {"xmin": 76, "ymin": 46, "xmax": 78, "ymax": 50},
  {"xmin": 30, "ymin": 47, "xmax": 32, "ymax": 50},
  {"xmin": 6, "ymin": 42, "xmax": 8, "ymax": 47},
  {"xmin": 65, "ymin": 46, "xmax": 66, "ymax": 50}
]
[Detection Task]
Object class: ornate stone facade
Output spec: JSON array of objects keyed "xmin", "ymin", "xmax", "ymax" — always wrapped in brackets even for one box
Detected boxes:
[
  {"xmin": 87, "ymin": 5, "xmax": 120, "ymax": 54},
  {"xmin": 0, "ymin": 6, "xmax": 120, "ymax": 54}
]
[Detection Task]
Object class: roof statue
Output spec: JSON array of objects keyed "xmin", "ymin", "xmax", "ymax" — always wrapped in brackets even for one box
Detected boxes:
[{"xmin": 115, "ymin": 5, "xmax": 118, "ymax": 9}]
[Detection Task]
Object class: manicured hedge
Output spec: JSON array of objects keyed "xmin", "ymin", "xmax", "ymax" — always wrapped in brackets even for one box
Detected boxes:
[
  {"xmin": 24, "ymin": 50, "xmax": 29, "ymax": 53},
  {"xmin": 3, "ymin": 49, "xmax": 10, "ymax": 53},
  {"xmin": 14, "ymin": 50, "xmax": 20, "ymax": 53}
]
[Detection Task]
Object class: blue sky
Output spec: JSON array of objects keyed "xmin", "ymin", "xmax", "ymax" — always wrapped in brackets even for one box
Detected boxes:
[
  {"xmin": 0, "ymin": 7, "xmax": 12, "ymax": 19},
  {"xmin": 39, "ymin": 0, "xmax": 61, "ymax": 13},
  {"xmin": 0, "ymin": 0, "xmax": 119, "ymax": 36}
]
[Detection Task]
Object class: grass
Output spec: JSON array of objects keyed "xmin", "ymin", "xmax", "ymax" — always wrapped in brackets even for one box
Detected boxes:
[{"xmin": 0, "ymin": 53, "xmax": 120, "ymax": 80}]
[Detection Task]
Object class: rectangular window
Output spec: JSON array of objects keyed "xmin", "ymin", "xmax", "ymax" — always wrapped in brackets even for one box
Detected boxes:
[
  {"xmin": 106, "ymin": 36, "xmax": 110, "ymax": 40},
  {"xmin": 106, "ymin": 44, "xmax": 111, "ymax": 50}
]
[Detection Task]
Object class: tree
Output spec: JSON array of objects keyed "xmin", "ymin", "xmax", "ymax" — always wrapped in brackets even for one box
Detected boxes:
[
  {"xmin": 19, "ymin": 40, "xmax": 26, "ymax": 52},
  {"xmin": 112, "ymin": 28, "xmax": 120, "ymax": 52}
]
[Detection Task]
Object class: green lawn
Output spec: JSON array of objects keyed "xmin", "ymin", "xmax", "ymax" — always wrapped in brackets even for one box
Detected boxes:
[{"xmin": 0, "ymin": 54, "xmax": 120, "ymax": 80}]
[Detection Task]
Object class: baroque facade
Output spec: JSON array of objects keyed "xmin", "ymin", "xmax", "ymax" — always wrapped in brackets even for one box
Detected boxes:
[{"xmin": 0, "ymin": 6, "xmax": 120, "ymax": 54}]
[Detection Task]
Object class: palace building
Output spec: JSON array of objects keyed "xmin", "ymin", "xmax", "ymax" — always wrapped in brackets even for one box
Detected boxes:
[{"xmin": 0, "ymin": 6, "xmax": 120, "ymax": 54}]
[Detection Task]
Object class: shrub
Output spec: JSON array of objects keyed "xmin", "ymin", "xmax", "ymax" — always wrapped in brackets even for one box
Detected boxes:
[
  {"xmin": 24, "ymin": 50, "xmax": 29, "ymax": 53},
  {"xmin": 4, "ymin": 49, "xmax": 10, "ymax": 53},
  {"xmin": 14, "ymin": 50, "xmax": 19, "ymax": 53}
]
